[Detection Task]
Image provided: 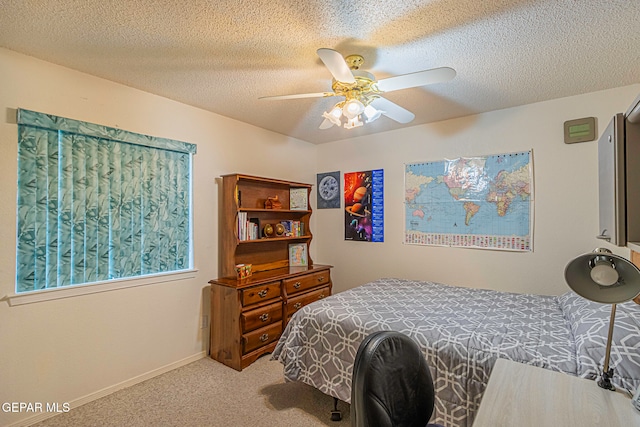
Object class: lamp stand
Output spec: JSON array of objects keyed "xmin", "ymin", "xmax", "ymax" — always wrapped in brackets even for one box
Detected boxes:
[{"xmin": 597, "ymin": 303, "xmax": 617, "ymax": 391}]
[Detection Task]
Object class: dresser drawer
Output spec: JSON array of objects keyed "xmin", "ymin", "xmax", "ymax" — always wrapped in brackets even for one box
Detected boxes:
[
  {"xmin": 241, "ymin": 301, "xmax": 282, "ymax": 333},
  {"xmin": 285, "ymin": 285, "xmax": 331, "ymax": 318},
  {"xmin": 283, "ymin": 271, "xmax": 331, "ymax": 295},
  {"xmin": 241, "ymin": 281, "xmax": 281, "ymax": 307},
  {"xmin": 242, "ymin": 322, "xmax": 282, "ymax": 354}
]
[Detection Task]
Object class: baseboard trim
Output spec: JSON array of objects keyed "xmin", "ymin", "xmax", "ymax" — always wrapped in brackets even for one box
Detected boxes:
[{"xmin": 7, "ymin": 351, "xmax": 207, "ymax": 427}]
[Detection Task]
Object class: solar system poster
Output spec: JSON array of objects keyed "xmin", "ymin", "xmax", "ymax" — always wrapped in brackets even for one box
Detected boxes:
[{"xmin": 344, "ymin": 169, "xmax": 384, "ymax": 242}]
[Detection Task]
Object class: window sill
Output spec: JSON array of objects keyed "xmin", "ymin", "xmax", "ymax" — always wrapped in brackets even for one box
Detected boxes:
[{"xmin": 3, "ymin": 269, "xmax": 199, "ymax": 306}]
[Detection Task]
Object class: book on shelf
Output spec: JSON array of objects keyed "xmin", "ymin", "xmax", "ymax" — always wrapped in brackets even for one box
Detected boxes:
[
  {"xmin": 279, "ymin": 220, "xmax": 305, "ymax": 237},
  {"xmin": 288, "ymin": 243, "xmax": 308, "ymax": 266},
  {"xmin": 280, "ymin": 220, "xmax": 292, "ymax": 236},
  {"xmin": 249, "ymin": 218, "xmax": 260, "ymax": 240},
  {"xmin": 290, "ymin": 188, "xmax": 308, "ymax": 211},
  {"xmin": 237, "ymin": 212, "xmax": 260, "ymax": 241}
]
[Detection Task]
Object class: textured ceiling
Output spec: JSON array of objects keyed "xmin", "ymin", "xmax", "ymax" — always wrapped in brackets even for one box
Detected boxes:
[{"xmin": 1, "ymin": 0, "xmax": 639, "ymax": 144}]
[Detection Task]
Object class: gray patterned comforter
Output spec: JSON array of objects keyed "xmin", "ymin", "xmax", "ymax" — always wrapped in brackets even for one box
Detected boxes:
[{"xmin": 272, "ymin": 278, "xmax": 640, "ymax": 427}]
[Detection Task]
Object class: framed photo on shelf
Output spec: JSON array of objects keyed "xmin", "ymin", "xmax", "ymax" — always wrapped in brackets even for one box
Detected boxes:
[
  {"xmin": 288, "ymin": 243, "xmax": 308, "ymax": 267},
  {"xmin": 290, "ymin": 188, "xmax": 308, "ymax": 211}
]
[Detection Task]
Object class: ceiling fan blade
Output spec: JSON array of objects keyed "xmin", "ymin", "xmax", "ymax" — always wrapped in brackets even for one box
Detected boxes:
[
  {"xmin": 319, "ymin": 118, "xmax": 334, "ymax": 129},
  {"xmin": 371, "ymin": 97, "xmax": 415, "ymax": 124},
  {"xmin": 259, "ymin": 92, "xmax": 334, "ymax": 101},
  {"xmin": 317, "ymin": 48, "xmax": 356, "ymax": 84},
  {"xmin": 376, "ymin": 67, "xmax": 456, "ymax": 92}
]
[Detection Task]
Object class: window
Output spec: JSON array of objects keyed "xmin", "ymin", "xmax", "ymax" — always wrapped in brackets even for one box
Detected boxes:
[{"xmin": 15, "ymin": 109, "xmax": 197, "ymax": 294}]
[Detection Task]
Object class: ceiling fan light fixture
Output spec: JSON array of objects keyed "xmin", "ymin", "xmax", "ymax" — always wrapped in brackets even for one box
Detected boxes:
[
  {"xmin": 322, "ymin": 105, "xmax": 343, "ymax": 126},
  {"xmin": 329, "ymin": 104, "xmax": 343, "ymax": 118},
  {"xmin": 364, "ymin": 104, "xmax": 383, "ymax": 123},
  {"xmin": 344, "ymin": 116, "xmax": 363, "ymax": 129},
  {"xmin": 321, "ymin": 111, "xmax": 339, "ymax": 127},
  {"xmin": 262, "ymin": 48, "xmax": 456, "ymax": 133},
  {"xmin": 343, "ymin": 99, "xmax": 365, "ymax": 119}
]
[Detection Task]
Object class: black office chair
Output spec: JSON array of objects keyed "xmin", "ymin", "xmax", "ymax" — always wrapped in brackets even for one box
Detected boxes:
[{"xmin": 351, "ymin": 331, "xmax": 444, "ymax": 427}]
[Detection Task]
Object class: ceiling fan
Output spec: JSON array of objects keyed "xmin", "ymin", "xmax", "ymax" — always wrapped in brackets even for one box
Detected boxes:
[{"xmin": 260, "ymin": 48, "xmax": 456, "ymax": 130}]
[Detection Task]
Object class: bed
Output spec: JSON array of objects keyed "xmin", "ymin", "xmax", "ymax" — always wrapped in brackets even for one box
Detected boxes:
[{"xmin": 272, "ymin": 278, "xmax": 640, "ymax": 427}]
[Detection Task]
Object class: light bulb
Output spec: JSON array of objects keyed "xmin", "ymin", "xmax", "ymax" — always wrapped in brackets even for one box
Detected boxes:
[
  {"xmin": 342, "ymin": 99, "xmax": 365, "ymax": 119},
  {"xmin": 590, "ymin": 260, "xmax": 619, "ymax": 286},
  {"xmin": 346, "ymin": 102, "xmax": 361, "ymax": 114}
]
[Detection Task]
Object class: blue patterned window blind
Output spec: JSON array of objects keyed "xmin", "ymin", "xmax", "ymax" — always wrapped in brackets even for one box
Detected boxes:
[{"xmin": 15, "ymin": 109, "xmax": 197, "ymax": 293}]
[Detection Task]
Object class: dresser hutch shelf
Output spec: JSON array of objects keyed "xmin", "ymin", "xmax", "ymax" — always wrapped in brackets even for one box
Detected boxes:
[{"xmin": 209, "ymin": 173, "xmax": 333, "ymax": 371}]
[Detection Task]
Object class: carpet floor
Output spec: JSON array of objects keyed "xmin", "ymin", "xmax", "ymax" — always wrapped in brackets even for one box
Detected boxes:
[{"xmin": 32, "ymin": 355, "xmax": 351, "ymax": 427}]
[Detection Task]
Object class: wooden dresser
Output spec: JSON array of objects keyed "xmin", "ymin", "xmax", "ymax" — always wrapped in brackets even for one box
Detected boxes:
[
  {"xmin": 210, "ymin": 264, "xmax": 332, "ymax": 371},
  {"xmin": 210, "ymin": 173, "xmax": 333, "ymax": 370}
]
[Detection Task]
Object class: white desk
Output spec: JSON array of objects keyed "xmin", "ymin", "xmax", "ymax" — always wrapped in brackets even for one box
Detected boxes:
[{"xmin": 473, "ymin": 358, "xmax": 640, "ymax": 427}]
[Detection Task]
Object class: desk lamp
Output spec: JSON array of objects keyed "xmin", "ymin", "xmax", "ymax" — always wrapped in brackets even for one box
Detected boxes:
[{"xmin": 564, "ymin": 248, "xmax": 640, "ymax": 390}]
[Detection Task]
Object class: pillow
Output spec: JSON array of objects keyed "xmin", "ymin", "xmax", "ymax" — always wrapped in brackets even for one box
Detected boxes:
[{"xmin": 557, "ymin": 291, "xmax": 640, "ymax": 393}]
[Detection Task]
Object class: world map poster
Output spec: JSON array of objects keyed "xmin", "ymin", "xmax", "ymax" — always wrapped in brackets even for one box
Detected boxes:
[{"xmin": 404, "ymin": 151, "xmax": 533, "ymax": 251}]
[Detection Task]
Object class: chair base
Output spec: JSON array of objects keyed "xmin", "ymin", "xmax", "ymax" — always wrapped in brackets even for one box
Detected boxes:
[{"xmin": 330, "ymin": 397, "xmax": 342, "ymax": 421}]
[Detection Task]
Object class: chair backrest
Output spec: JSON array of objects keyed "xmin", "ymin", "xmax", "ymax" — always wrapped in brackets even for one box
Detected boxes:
[{"xmin": 351, "ymin": 331, "xmax": 435, "ymax": 427}]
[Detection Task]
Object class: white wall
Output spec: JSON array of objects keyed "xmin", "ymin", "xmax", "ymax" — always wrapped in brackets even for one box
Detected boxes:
[
  {"xmin": 0, "ymin": 48, "xmax": 318, "ymax": 426},
  {"xmin": 314, "ymin": 85, "xmax": 639, "ymax": 296}
]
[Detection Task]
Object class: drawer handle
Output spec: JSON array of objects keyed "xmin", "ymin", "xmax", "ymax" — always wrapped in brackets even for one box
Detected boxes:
[
  {"xmin": 317, "ymin": 277, "xmax": 325, "ymax": 282},
  {"xmin": 293, "ymin": 302, "xmax": 302, "ymax": 309},
  {"xmin": 319, "ymin": 294, "xmax": 326, "ymax": 299},
  {"xmin": 293, "ymin": 282, "xmax": 301, "ymax": 289},
  {"xmin": 259, "ymin": 313, "xmax": 269, "ymax": 322},
  {"xmin": 260, "ymin": 333, "xmax": 269, "ymax": 342},
  {"xmin": 258, "ymin": 289, "xmax": 268, "ymax": 298}
]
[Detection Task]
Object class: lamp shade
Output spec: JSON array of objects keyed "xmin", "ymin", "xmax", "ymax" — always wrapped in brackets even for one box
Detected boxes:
[
  {"xmin": 322, "ymin": 105, "xmax": 343, "ymax": 127},
  {"xmin": 363, "ymin": 104, "xmax": 383, "ymax": 123},
  {"xmin": 342, "ymin": 99, "xmax": 365, "ymax": 119},
  {"xmin": 564, "ymin": 249, "xmax": 640, "ymax": 304}
]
